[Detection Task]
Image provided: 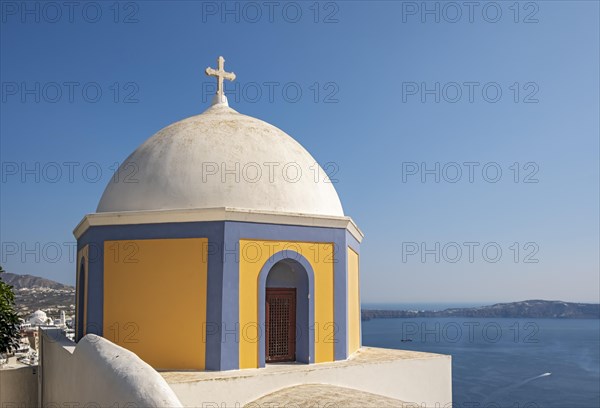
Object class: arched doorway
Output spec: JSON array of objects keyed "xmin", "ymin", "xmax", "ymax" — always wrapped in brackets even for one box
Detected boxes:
[{"xmin": 263, "ymin": 258, "xmax": 311, "ymax": 364}]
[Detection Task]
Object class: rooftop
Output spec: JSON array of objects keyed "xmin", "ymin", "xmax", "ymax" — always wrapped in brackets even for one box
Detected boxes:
[
  {"xmin": 161, "ymin": 346, "xmax": 445, "ymax": 384},
  {"xmin": 246, "ymin": 383, "xmax": 407, "ymax": 407},
  {"xmin": 161, "ymin": 347, "xmax": 452, "ymax": 407}
]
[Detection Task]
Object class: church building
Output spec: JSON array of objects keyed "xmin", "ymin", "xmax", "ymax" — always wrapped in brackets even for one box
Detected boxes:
[{"xmin": 73, "ymin": 57, "xmax": 364, "ymax": 371}]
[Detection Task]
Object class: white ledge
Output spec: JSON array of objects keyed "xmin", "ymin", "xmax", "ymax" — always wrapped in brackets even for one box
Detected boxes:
[{"xmin": 74, "ymin": 207, "xmax": 364, "ymax": 243}]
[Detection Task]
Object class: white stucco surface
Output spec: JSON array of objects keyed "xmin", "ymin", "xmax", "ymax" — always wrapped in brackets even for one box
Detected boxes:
[
  {"xmin": 97, "ymin": 104, "xmax": 344, "ymax": 216},
  {"xmin": 163, "ymin": 347, "xmax": 452, "ymax": 407},
  {"xmin": 40, "ymin": 329, "xmax": 182, "ymax": 407},
  {"xmin": 0, "ymin": 363, "xmax": 37, "ymax": 407},
  {"xmin": 29, "ymin": 309, "xmax": 49, "ymax": 325},
  {"xmin": 247, "ymin": 383, "xmax": 408, "ymax": 407},
  {"xmin": 74, "ymin": 206, "xmax": 363, "ymax": 242}
]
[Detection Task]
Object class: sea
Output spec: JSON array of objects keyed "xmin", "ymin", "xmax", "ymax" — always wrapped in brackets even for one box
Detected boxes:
[{"xmin": 361, "ymin": 303, "xmax": 600, "ymax": 408}]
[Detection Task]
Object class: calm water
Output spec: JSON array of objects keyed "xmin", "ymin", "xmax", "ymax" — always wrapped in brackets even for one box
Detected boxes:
[
  {"xmin": 362, "ymin": 317, "xmax": 600, "ymax": 408},
  {"xmin": 362, "ymin": 302, "xmax": 488, "ymax": 311}
]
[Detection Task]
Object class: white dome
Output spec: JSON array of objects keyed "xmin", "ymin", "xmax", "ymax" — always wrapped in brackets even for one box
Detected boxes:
[
  {"xmin": 97, "ymin": 104, "xmax": 344, "ymax": 217},
  {"xmin": 29, "ymin": 310, "xmax": 48, "ymax": 326}
]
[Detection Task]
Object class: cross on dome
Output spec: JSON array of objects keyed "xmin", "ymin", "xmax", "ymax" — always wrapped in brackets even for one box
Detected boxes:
[{"xmin": 205, "ymin": 56, "xmax": 236, "ymax": 106}]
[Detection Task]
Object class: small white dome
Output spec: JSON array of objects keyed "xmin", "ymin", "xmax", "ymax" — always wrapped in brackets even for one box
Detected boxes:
[
  {"xmin": 97, "ymin": 104, "xmax": 344, "ymax": 217},
  {"xmin": 29, "ymin": 310, "xmax": 48, "ymax": 326}
]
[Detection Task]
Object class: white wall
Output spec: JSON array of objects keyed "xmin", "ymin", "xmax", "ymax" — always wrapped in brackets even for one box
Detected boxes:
[
  {"xmin": 0, "ymin": 364, "xmax": 38, "ymax": 407},
  {"xmin": 168, "ymin": 348, "xmax": 452, "ymax": 407},
  {"xmin": 40, "ymin": 329, "xmax": 182, "ymax": 407}
]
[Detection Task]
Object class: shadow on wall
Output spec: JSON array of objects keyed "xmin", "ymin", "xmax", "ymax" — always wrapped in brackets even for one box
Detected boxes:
[{"xmin": 39, "ymin": 328, "xmax": 182, "ymax": 407}]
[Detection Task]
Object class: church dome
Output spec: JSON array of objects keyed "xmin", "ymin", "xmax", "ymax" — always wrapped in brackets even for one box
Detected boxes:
[
  {"xmin": 97, "ymin": 103, "xmax": 344, "ymax": 217},
  {"xmin": 29, "ymin": 310, "xmax": 48, "ymax": 326}
]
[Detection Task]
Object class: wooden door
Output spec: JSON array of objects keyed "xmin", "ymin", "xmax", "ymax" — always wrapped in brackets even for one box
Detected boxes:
[{"xmin": 265, "ymin": 288, "xmax": 296, "ymax": 362}]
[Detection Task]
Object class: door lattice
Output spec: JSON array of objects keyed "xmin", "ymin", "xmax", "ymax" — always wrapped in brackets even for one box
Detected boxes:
[{"xmin": 266, "ymin": 288, "xmax": 296, "ymax": 362}]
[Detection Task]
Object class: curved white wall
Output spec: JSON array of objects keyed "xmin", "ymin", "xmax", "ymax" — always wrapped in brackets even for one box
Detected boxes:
[{"xmin": 40, "ymin": 329, "xmax": 182, "ymax": 407}]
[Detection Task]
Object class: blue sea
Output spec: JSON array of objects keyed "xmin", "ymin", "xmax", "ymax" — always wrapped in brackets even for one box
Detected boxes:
[{"xmin": 362, "ymin": 314, "xmax": 600, "ymax": 408}]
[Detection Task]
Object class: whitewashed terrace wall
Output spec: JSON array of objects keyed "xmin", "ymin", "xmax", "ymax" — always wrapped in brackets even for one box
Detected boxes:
[
  {"xmin": 0, "ymin": 363, "xmax": 38, "ymax": 407},
  {"xmin": 40, "ymin": 329, "xmax": 182, "ymax": 408},
  {"xmin": 169, "ymin": 349, "xmax": 452, "ymax": 407}
]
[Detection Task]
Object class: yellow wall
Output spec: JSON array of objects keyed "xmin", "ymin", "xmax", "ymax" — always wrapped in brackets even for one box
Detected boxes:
[
  {"xmin": 103, "ymin": 238, "xmax": 207, "ymax": 370},
  {"xmin": 76, "ymin": 246, "xmax": 89, "ymax": 336},
  {"xmin": 238, "ymin": 240, "xmax": 335, "ymax": 368},
  {"xmin": 348, "ymin": 247, "xmax": 361, "ymax": 354}
]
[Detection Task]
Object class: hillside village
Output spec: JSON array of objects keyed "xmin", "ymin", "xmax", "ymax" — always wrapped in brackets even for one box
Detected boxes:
[{"xmin": 1, "ymin": 272, "xmax": 74, "ymax": 322}]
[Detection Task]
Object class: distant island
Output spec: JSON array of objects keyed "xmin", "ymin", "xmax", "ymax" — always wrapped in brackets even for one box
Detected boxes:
[
  {"xmin": 362, "ymin": 300, "xmax": 600, "ymax": 320},
  {"xmin": 2, "ymin": 273, "xmax": 598, "ymax": 321}
]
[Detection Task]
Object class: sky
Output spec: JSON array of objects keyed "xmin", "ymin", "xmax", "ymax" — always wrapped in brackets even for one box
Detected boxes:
[{"xmin": 0, "ymin": 1, "xmax": 598, "ymax": 304}]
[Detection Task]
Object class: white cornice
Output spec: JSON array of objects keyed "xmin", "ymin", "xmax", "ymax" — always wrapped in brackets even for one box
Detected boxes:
[{"xmin": 73, "ymin": 207, "xmax": 364, "ymax": 243}]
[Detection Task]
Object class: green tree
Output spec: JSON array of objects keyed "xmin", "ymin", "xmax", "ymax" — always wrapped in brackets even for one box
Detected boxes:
[{"xmin": 0, "ymin": 265, "xmax": 20, "ymax": 354}]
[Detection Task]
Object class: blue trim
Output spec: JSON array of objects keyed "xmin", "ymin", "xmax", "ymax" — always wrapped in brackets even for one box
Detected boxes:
[
  {"xmin": 85, "ymin": 247, "xmax": 102, "ymax": 338},
  {"xmin": 226, "ymin": 221, "xmax": 349, "ymax": 361},
  {"xmin": 76, "ymin": 219, "xmax": 360, "ymax": 370},
  {"xmin": 346, "ymin": 229, "xmax": 363, "ymax": 349},
  {"xmin": 219, "ymin": 222, "xmax": 240, "ymax": 370},
  {"xmin": 77, "ymin": 221, "xmax": 225, "ymax": 370},
  {"xmin": 258, "ymin": 251, "xmax": 314, "ymax": 367},
  {"xmin": 205, "ymin": 225, "xmax": 225, "ymax": 370},
  {"xmin": 265, "ymin": 261, "xmax": 310, "ymax": 363},
  {"xmin": 334, "ymin": 229, "xmax": 348, "ymax": 360},
  {"xmin": 76, "ymin": 257, "xmax": 86, "ymax": 340}
]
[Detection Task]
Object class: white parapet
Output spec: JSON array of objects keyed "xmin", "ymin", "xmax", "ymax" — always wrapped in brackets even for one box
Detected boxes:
[
  {"xmin": 0, "ymin": 361, "xmax": 38, "ymax": 407},
  {"xmin": 163, "ymin": 347, "xmax": 452, "ymax": 407},
  {"xmin": 39, "ymin": 328, "xmax": 183, "ymax": 407}
]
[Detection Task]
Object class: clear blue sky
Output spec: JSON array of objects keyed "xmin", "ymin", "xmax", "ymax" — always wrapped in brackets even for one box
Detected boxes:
[{"xmin": 1, "ymin": 1, "xmax": 598, "ymax": 303}]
